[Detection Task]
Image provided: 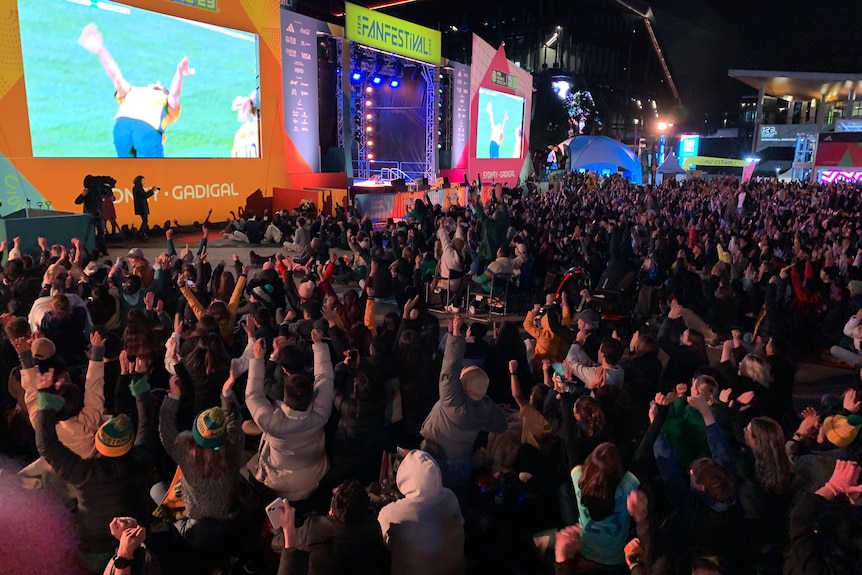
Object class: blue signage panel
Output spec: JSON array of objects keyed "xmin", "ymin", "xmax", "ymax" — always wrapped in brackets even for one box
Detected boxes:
[
  {"xmin": 451, "ymin": 62, "xmax": 470, "ymax": 168},
  {"xmin": 281, "ymin": 9, "xmax": 321, "ymax": 171}
]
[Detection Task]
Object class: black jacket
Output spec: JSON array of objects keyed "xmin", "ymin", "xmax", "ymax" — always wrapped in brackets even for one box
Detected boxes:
[
  {"xmin": 34, "ymin": 390, "xmax": 157, "ymax": 555},
  {"xmin": 278, "ymin": 514, "xmax": 387, "ymax": 575},
  {"xmin": 132, "ymin": 184, "xmax": 155, "ymax": 215}
]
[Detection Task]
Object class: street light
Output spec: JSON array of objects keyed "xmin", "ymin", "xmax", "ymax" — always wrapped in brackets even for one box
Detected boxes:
[{"xmin": 656, "ymin": 121, "xmax": 673, "ymax": 132}]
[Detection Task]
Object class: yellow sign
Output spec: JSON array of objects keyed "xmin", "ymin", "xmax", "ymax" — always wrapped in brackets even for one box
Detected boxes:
[
  {"xmin": 345, "ymin": 2, "xmax": 441, "ymax": 65},
  {"xmin": 682, "ymin": 156, "xmax": 748, "ymax": 169}
]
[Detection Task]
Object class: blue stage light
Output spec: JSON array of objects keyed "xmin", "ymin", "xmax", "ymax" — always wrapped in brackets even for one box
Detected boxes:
[
  {"xmin": 390, "ymin": 79, "xmax": 400, "ymax": 88},
  {"xmin": 351, "ymin": 72, "xmax": 362, "ymax": 82},
  {"xmin": 372, "ymin": 75, "xmax": 383, "ymax": 85}
]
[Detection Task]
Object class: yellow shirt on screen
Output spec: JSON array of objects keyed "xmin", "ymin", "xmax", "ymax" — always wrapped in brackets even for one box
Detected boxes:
[
  {"xmin": 231, "ymin": 122, "xmax": 259, "ymax": 158},
  {"xmin": 115, "ymin": 82, "xmax": 180, "ymax": 133}
]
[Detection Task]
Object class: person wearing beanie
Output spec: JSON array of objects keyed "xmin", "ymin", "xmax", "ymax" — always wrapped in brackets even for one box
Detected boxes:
[
  {"xmin": 420, "ymin": 314, "xmax": 509, "ymax": 491},
  {"xmin": 821, "ymin": 413, "xmax": 862, "ymax": 449},
  {"xmin": 153, "ymin": 365, "xmax": 243, "ymax": 548},
  {"xmin": 32, "ymin": 360, "xmax": 157, "ymax": 573}
]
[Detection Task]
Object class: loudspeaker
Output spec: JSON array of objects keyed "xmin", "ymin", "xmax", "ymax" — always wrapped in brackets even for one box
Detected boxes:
[
  {"xmin": 417, "ymin": 177, "xmax": 428, "ymax": 186},
  {"xmin": 392, "ymin": 178, "xmax": 406, "ymax": 189}
]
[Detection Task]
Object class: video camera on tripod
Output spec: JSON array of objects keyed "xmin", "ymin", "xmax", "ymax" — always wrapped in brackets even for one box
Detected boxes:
[{"xmin": 77, "ymin": 174, "xmax": 117, "ymax": 217}]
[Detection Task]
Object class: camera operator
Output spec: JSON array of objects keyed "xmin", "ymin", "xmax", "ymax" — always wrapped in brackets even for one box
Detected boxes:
[
  {"xmin": 75, "ymin": 174, "xmax": 114, "ymax": 256},
  {"xmin": 132, "ymin": 175, "xmax": 158, "ymax": 239}
]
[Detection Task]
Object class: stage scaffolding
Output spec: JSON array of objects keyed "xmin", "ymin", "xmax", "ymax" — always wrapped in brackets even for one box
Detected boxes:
[{"xmin": 337, "ymin": 42, "xmax": 438, "ymax": 183}]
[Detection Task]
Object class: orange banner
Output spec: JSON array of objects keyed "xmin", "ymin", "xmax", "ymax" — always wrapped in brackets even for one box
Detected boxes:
[{"xmin": 0, "ymin": 0, "xmax": 316, "ymax": 226}]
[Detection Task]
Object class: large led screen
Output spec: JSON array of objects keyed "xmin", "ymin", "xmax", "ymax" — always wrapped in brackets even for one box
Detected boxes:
[
  {"xmin": 475, "ymin": 87, "xmax": 525, "ymax": 159},
  {"xmin": 18, "ymin": 0, "xmax": 261, "ymax": 158}
]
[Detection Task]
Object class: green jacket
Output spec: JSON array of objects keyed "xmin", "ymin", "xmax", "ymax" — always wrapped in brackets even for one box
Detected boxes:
[
  {"xmin": 474, "ymin": 201, "xmax": 510, "ymax": 263},
  {"xmin": 661, "ymin": 398, "xmax": 733, "ymax": 468}
]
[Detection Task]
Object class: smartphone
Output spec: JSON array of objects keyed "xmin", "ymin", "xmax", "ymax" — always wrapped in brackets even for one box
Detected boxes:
[
  {"xmin": 186, "ymin": 280, "xmax": 195, "ymax": 288},
  {"xmin": 348, "ymin": 349, "xmax": 359, "ymax": 361},
  {"xmin": 265, "ymin": 497, "xmax": 285, "ymax": 528}
]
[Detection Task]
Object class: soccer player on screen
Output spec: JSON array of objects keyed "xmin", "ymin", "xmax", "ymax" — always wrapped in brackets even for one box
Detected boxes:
[
  {"xmin": 486, "ymin": 101, "xmax": 508, "ymax": 158},
  {"xmin": 78, "ymin": 23, "xmax": 194, "ymax": 158},
  {"xmin": 230, "ymin": 90, "xmax": 260, "ymax": 158}
]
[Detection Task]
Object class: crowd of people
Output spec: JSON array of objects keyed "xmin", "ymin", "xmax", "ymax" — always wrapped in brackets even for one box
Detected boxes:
[{"xmin": 2, "ymin": 172, "xmax": 862, "ymax": 575}]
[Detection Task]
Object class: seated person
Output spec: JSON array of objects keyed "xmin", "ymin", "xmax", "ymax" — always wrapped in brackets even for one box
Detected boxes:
[
  {"xmin": 275, "ymin": 479, "xmax": 387, "ymax": 575},
  {"xmin": 472, "ymin": 245, "xmax": 514, "ymax": 294},
  {"xmin": 245, "ymin": 333, "xmax": 334, "ymax": 501},
  {"xmin": 225, "ymin": 210, "xmax": 266, "ymax": 244},
  {"xmin": 377, "ymin": 450, "xmax": 465, "ymax": 575}
]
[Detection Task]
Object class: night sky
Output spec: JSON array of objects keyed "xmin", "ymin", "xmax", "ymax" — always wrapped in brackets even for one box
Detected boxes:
[
  {"xmin": 649, "ymin": 0, "xmax": 861, "ymax": 122},
  {"xmin": 308, "ymin": 0, "xmax": 861, "ymax": 125}
]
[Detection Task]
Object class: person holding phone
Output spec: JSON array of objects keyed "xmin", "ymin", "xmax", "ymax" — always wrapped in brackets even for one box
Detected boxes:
[
  {"xmin": 274, "ymin": 480, "xmax": 386, "ymax": 575},
  {"xmin": 132, "ymin": 176, "xmax": 157, "ymax": 237}
]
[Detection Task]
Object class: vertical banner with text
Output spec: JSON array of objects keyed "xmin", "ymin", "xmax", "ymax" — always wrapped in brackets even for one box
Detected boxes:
[
  {"xmin": 451, "ymin": 62, "xmax": 470, "ymax": 169},
  {"xmin": 281, "ymin": 9, "xmax": 320, "ymax": 172}
]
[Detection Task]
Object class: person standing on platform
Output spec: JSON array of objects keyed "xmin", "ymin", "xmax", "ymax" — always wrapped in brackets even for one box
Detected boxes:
[
  {"xmin": 103, "ymin": 187, "xmax": 120, "ymax": 237},
  {"xmin": 75, "ymin": 175, "xmax": 110, "ymax": 256},
  {"xmin": 132, "ymin": 175, "xmax": 157, "ymax": 239}
]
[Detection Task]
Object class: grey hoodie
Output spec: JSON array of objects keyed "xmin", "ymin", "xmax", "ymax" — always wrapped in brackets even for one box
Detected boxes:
[{"xmin": 377, "ymin": 450, "xmax": 465, "ymax": 575}]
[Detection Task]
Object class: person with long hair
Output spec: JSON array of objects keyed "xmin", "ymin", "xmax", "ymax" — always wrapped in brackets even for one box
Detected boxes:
[
  {"xmin": 131, "ymin": 176, "xmax": 156, "ymax": 236},
  {"xmin": 215, "ymin": 270, "xmax": 236, "ymax": 305},
  {"xmin": 570, "ymin": 442, "xmax": 640, "ymax": 571},
  {"xmin": 154, "ymin": 370, "xmax": 242, "ymax": 548},
  {"xmin": 179, "ymin": 265, "xmax": 248, "ymax": 346},
  {"xmin": 180, "ymin": 331, "xmax": 231, "ymax": 419},
  {"xmin": 329, "ymin": 371, "xmax": 387, "ymax": 485},
  {"xmin": 394, "ymin": 329, "xmax": 438, "ymax": 443},
  {"xmin": 484, "ymin": 321, "xmax": 531, "ymax": 405},
  {"xmin": 555, "ymin": 386, "xmax": 609, "ymax": 519},
  {"xmin": 736, "ymin": 416, "xmax": 793, "ymax": 570}
]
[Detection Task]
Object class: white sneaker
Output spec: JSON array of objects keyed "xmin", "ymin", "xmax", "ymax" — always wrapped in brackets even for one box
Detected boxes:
[{"xmin": 445, "ymin": 304, "xmax": 460, "ymax": 314}]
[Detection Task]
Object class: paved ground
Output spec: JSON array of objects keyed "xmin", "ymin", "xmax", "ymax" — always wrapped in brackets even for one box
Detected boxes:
[{"xmin": 105, "ymin": 232, "xmax": 859, "ymax": 412}]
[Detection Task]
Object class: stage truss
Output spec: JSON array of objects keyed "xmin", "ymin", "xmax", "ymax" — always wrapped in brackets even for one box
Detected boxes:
[{"xmin": 336, "ymin": 43, "xmax": 438, "ymax": 183}]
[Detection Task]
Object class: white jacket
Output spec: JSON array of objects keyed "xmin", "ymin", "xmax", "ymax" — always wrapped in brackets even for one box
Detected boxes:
[
  {"xmin": 22, "ymin": 357, "xmax": 104, "ymax": 459},
  {"xmin": 437, "ymin": 225, "xmax": 465, "ymax": 291},
  {"xmin": 377, "ymin": 450, "xmax": 465, "ymax": 575},
  {"xmin": 842, "ymin": 315, "xmax": 862, "ymax": 352},
  {"xmin": 245, "ymin": 342, "xmax": 334, "ymax": 500}
]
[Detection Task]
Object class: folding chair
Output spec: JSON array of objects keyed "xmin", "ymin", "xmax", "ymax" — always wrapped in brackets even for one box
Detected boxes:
[
  {"xmin": 467, "ymin": 272, "xmax": 513, "ymax": 322},
  {"xmin": 429, "ymin": 271, "xmax": 466, "ymax": 313}
]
